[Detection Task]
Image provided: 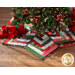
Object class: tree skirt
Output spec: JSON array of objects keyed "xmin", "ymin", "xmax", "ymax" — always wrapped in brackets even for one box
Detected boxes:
[
  {"xmin": 25, "ymin": 34, "xmax": 58, "ymax": 60},
  {"xmin": 47, "ymin": 31, "xmax": 75, "ymax": 47},
  {"xmin": 3, "ymin": 30, "xmax": 75, "ymax": 59},
  {"xmin": 3, "ymin": 30, "xmax": 36, "ymax": 47}
]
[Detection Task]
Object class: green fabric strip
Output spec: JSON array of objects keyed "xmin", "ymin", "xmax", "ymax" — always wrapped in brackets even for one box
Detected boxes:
[
  {"xmin": 25, "ymin": 25, "xmax": 33, "ymax": 27},
  {"xmin": 30, "ymin": 42, "xmax": 43, "ymax": 51},
  {"xmin": 42, "ymin": 37, "xmax": 49, "ymax": 43},
  {"xmin": 15, "ymin": 24, "xmax": 17, "ymax": 28},
  {"xmin": 26, "ymin": 35, "xmax": 34, "ymax": 37},
  {"xmin": 9, "ymin": 38, "xmax": 13, "ymax": 42},
  {"xmin": 25, "ymin": 46, "xmax": 43, "ymax": 59},
  {"xmin": 59, "ymin": 32, "xmax": 64, "ymax": 38},
  {"xmin": 55, "ymin": 39, "xmax": 71, "ymax": 44}
]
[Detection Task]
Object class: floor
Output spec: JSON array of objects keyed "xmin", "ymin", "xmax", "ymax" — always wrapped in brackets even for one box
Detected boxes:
[{"xmin": 0, "ymin": 7, "xmax": 75, "ymax": 67}]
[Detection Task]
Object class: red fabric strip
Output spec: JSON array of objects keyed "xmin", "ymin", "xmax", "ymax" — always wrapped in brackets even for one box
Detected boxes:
[{"xmin": 31, "ymin": 39, "xmax": 43, "ymax": 47}]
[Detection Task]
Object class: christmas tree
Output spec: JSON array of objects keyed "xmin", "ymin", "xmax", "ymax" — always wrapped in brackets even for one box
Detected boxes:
[{"xmin": 11, "ymin": 7, "xmax": 73, "ymax": 35}]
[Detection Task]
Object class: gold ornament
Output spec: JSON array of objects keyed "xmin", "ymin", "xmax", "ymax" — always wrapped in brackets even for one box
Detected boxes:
[
  {"xmin": 54, "ymin": 11, "xmax": 56, "ymax": 13},
  {"xmin": 42, "ymin": 8, "xmax": 45, "ymax": 11},
  {"xmin": 56, "ymin": 8, "xmax": 58, "ymax": 10},
  {"xmin": 41, "ymin": 22, "xmax": 43, "ymax": 25},
  {"xmin": 52, "ymin": 16, "xmax": 54, "ymax": 18},
  {"xmin": 38, "ymin": 11, "xmax": 40, "ymax": 13},
  {"xmin": 65, "ymin": 11, "xmax": 67, "ymax": 14},
  {"xmin": 64, "ymin": 16, "xmax": 65, "ymax": 17},
  {"xmin": 19, "ymin": 17, "xmax": 21, "ymax": 19}
]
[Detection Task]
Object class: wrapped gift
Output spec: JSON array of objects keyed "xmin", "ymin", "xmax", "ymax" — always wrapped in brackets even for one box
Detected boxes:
[
  {"xmin": 6, "ymin": 25, "xmax": 15, "ymax": 31},
  {"xmin": 17, "ymin": 24, "xmax": 25, "ymax": 34},
  {"xmin": 0, "ymin": 26, "xmax": 8, "ymax": 38},
  {"xmin": 8, "ymin": 28, "xmax": 18, "ymax": 38}
]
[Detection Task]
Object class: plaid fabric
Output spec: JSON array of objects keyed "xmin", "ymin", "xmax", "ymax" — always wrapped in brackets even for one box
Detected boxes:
[
  {"xmin": 3, "ymin": 30, "xmax": 36, "ymax": 47},
  {"xmin": 25, "ymin": 34, "xmax": 58, "ymax": 59}
]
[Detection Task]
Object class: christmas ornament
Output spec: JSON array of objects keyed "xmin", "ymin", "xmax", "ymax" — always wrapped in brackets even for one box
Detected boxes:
[
  {"xmin": 64, "ymin": 7, "xmax": 68, "ymax": 10},
  {"xmin": 13, "ymin": 14, "xmax": 16, "ymax": 18},
  {"xmin": 33, "ymin": 18, "xmax": 38, "ymax": 23},
  {"xmin": 25, "ymin": 19, "xmax": 30, "ymax": 24},
  {"xmin": 73, "ymin": 8, "xmax": 75, "ymax": 16},
  {"xmin": 46, "ymin": 19, "xmax": 52, "ymax": 24},
  {"xmin": 57, "ymin": 13, "xmax": 62, "ymax": 20},
  {"xmin": 45, "ymin": 9, "xmax": 49, "ymax": 13},
  {"xmin": 36, "ymin": 7, "xmax": 40, "ymax": 10},
  {"xmin": 23, "ymin": 9, "xmax": 28, "ymax": 15}
]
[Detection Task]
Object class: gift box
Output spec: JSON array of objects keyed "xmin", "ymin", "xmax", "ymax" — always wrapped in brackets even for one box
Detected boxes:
[
  {"xmin": 0, "ymin": 26, "xmax": 8, "ymax": 38},
  {"xmin": 17, "ymin": 24, "xmax": 25, "ymax": 34},
  {"xmin": 8, "ymin": 28, "xmax": 18, "ymax": 38},
  {"xmin": 6, "ymin": 25, "xmax": 15, "ymax": 31}
]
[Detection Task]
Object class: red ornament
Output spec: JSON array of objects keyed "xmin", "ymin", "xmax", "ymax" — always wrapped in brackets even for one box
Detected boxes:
[
  {"xmin": 13, "ymin": 14, "xmax": 16, "ymax": 18},
  {"xmin": 57, "ymin": 13, "xmax": 62, "ymax": 20},
  {"xmin": 33, "ymin": 18, "xmax": 39, "ymax": 23},
  {"xmin": 73, "ymin": 8, "xmax": 75, "ymax": 16},
  {"xmin": 23, "ymin": 9, "xmax": 28, "ymax": 15},
  {"xmin": 36, "ymin": 7, "xmax": 40, "ymax": 10},
  {"xmin": 71, "ymin": 25, "xmax": 75, "ymax": 31}
]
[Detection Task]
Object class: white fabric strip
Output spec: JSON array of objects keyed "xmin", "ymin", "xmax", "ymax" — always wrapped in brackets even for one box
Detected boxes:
[
  {"xmin": 42, "ymin": 41, "xmax": 54, "ymax": 49},
  {"xmin": 0, "ymin": 28, "xmax": 2, "ymax": 29},
  {"xmin": 62, "ymin": 32, "xmax": 69, "ymax": 39},
  {"xmin": 28, "ymin": 44, "xmax": 43, "ymax": 55},
  {"xmin": 8, "ymin": 42, "xmax": 27, "ymax": 46},
  {"xmin": 26, "ymin": 33, "xmax": 36, "ymax": 36},
  {"xmin": 69, "ymin": 32, "xmax": 75, "ymax": 40},
  {"xmin": 34, "ymin": 37, "xmax": 43, "ymax": 44},
  {"xmin": 42, "ymin": 35, "xmax": 47, "ymax": 39},
  {"xmin": 51, "ymin": 36, "xmax": 62, "ymax": 39},
  {"xmin": 17, "ymin": 39, "xmax": 30, "ymax": 42}
]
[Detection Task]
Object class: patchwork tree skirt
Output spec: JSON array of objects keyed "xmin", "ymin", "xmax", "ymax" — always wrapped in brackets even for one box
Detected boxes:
[
  {"xmin": 47, "ymin": 31, "xmax": 75, "ymax": 47},
  {"xmin": 3, "ymin": 30, "xmax": 36, "ymax": 47},
  {"xmin": 25, "ymin": 34, "xmax": 58, "ymax": 59}
]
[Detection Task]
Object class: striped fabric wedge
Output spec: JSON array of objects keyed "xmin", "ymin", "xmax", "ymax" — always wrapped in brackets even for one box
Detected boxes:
[{"xmin": 25, "ymin": 34, "xmax": 58, "ymax": 59}]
